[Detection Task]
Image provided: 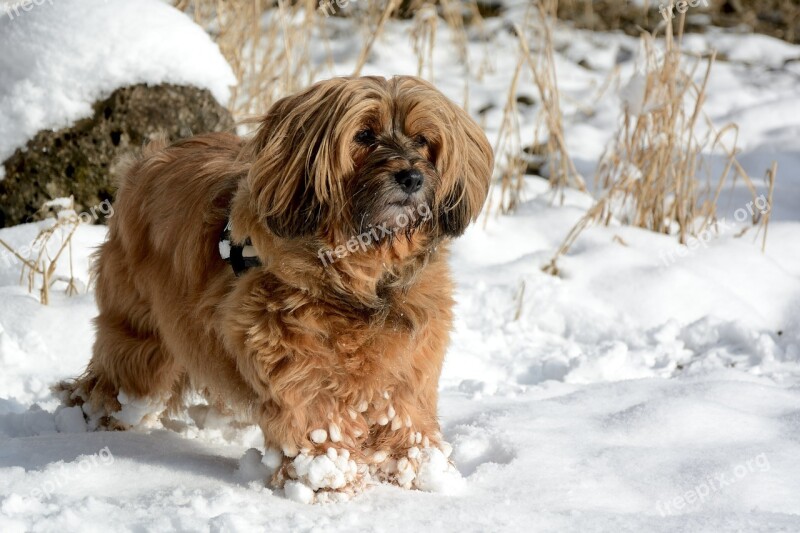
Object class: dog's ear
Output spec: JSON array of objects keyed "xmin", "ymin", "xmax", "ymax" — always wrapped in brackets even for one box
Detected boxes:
[
  {"xmin": 242, "ymin": 78, "xmax": 355, "ymax": 239},
  {"xmin": 438, "ymin": 100, "xmax": 494, "ymax": 237},
  {"xmin": 394, "ymin": 77, "xmax": 494, "ymax": 238}
]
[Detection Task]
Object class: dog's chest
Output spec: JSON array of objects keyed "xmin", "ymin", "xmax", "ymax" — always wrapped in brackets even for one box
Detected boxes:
[{"xmin": 327, "ymin": 299, "xmax": 422, "ymax": 366}]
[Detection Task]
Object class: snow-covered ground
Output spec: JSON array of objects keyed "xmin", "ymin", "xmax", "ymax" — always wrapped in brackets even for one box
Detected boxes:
[{"xmin": 2, "ymin": 1, "xmax": 800, "ymax": 531}]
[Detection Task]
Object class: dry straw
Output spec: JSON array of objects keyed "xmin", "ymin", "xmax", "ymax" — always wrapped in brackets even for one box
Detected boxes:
[
  {"xmin": 352, "ymin": 0, "xmax": 400, "ymax": 76},
  {"xmin": 487, "ymin": 0, "xmax": 585, "ymax": 218},
  {"xmin": 543, "ymin": 10, "xmax": 776, "ymax": 275},
  {"xmin": 174, "ymin": 0, "xmax": 332, "ymax": 119},
  {"xmin": 173, "ymin": 0, "xmax": 487, "ymax": 119},
  {"xmin": 0, "ymin": 198, "xmax": 82, "ymax": 305},
  {"xmin": 525, "ymin": 0, "xmax": 585, "ymax": 197},
  {"xmin": 411, "ymin": 3, "xmax": 438, "ymax": 81}
]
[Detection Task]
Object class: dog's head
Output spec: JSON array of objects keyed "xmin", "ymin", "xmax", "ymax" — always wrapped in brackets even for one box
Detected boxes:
[{"xmin": 242, "ymin": 76, "xmax": 493, "ymax": 250}]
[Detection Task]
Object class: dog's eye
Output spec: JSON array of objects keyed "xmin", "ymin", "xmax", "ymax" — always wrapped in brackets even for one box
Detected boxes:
[
  {"xmin": 355, "ymin": 129, "xmax": 377, "ymax": 146},
  {"xmin": 414, "ymin": 135, "xmax": 429, "ymax": 147}
]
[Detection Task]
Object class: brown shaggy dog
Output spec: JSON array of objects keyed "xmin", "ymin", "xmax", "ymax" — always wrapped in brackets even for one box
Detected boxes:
[{"xmin": 57, "ymin": 75, "xmax": 493, "ymax": 499}]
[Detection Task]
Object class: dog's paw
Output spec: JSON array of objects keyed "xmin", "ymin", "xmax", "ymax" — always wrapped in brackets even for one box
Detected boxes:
[
  {"xmin": 111, "ymin": 390, "xmax": 168, "ymax": 428},
  {"xmin": 370, "ymin": 441, "xmax": 464, "ymax": 493},
  {"xmin": 266, "ymin": 438, "xmax": 463, "ymax": 502},
  {"xmin": 55, "ymin": 382, "xmax": 167, "ymax": 431},
  {"xmin": 275, "ymin": 447, "xmax": 367, "ymax": 504},
  {"xmin": 53, "ymin": 379, "xmax": 121, "ymax": 430}
]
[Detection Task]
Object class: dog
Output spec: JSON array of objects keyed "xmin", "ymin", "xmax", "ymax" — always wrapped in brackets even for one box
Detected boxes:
[{"xmin": 57, "ymin": 75, "xmax": 493, "ymax": 500}]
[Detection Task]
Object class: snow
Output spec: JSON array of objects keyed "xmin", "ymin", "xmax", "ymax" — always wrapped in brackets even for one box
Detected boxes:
[
  {"xmin": 110, "ymin": 390, "xmax": 169, "ymax": 429},
  {"xmin": 284, "ymin": 480, "xmax": 316, "ymax": 505},
  {"xmin": 2, "ymin": 2, "xmax": 800, "ymax": 531},
  {"xmin": 310, "ymin": 428, "xmax": 328, "ymax": 444},
  {"xmin": 0, "ymin": 0, "xmax": 236, "ymax": 165}
]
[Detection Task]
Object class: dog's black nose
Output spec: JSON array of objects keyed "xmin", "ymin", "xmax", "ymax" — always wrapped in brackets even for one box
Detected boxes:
[{"xmin": 394, "ymin": 169, "xmax": 424, "ymax": 194}]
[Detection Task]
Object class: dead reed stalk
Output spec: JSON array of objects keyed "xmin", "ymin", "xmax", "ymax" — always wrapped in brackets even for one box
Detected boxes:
[
  {"xmin": 486, "ymin": 47, "xmax": 528, "ymax": 216},
  {"xmin": 176, "ymin": 0, "xmax": 490, "ymax": 118},
  {"xmin": 525, "ymin": 0, "xmax": 585, "ymax": 197},
  {"xmin": 352, "ymin": 0, "xmax": 400, "ymax": 76},
  {"xmin": 544, "ymin": 13, "xmax": 776, "ymax": 275},
  {"xmin": 0, "ymin": 198, "xmax": 83, "ymax": 305},
  {"xmin": 411, "ymin": 4, "xmax": 438, "ymax": 80},
  {"xmin": 175, "ymin": 0, "xmax": 328, "ymax": 119}
]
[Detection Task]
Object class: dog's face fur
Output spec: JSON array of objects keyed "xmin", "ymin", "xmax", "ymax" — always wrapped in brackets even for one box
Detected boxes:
[
  {"xmin": 237, "ymin": 76, "xmax": 492, "ymax": 256},
  {"xmin": 60, "ymin": 76, "xmax": 494, "ymax": 501}
]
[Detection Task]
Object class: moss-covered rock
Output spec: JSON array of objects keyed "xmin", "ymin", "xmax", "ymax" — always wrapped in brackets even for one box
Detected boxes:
[{"xmin": 0, "ymin": 83, "xmax": 234, "ymax": 227}]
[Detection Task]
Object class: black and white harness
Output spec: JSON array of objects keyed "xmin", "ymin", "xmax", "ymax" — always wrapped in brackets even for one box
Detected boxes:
[{"xmin": 218, "ymin": 218, "xmax": 262, "ymax": 277}]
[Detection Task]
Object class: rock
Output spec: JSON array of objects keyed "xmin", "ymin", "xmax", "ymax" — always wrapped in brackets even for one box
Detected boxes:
[{"xmin": 0, "ymin": 83, "xmax": 234, "ymax": 228}]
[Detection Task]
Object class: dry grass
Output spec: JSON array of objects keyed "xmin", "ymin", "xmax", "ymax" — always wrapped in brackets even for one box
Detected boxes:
[
  {"xmin": 169, "ymin": 0, "xmax": 774, "ymax": 276},
  {"xmin": 482, "ymin": 42, "xmax": 527, "ymax": 217},
  {"xmin": 543, "ymin": 12, "xmax": 776, "ymax": 275},
  {"xmin": 174, "ymin": 0, "xmax": 487, "ymax": 120},
  {"xmin": 0, "ymin": 198, "xmax": 82, "ymax": 305},
  {"xmin": 524, "ymin": 0, "xmax": 585, "ymax": 197},
  {"xmin": 174, "ymin": 0, "xmax": 330, "ymax": 119},
  {"xmin": 411, "ymin": 3, "xmax": 438, "ymax": 81},
  {"xmin": 488, "ymin": 0, "xmax": 584, "ymax": 216},
  {"xmin": 352, "ymin": 0, "xmax": 401, "ymax": 76}
]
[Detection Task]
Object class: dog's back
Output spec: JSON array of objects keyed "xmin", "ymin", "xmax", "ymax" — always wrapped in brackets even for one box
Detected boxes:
[
  {"xmin": 107, "ymin": 132, "xmax": 246, "ymax": 289},
  {"xmin": 65, "ymin": 132, "xmax": 256, "ymax": 422}
]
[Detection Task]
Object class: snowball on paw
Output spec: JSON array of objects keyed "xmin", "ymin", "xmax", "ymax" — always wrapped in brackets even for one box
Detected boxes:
[
  {"xmin": 114, "ymin": 390, "xmax": 167, "ymax": 428},
  {"xmin": 284, "ymin": 480, "xmax": 315, "ymax": 504},
  {"xmin": 413, "ymin": 446, "xmax": 466, "ymax": 494}
]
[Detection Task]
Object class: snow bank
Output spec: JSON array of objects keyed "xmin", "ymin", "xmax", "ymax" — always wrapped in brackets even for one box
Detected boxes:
[{"xmin": 0, "ymin": 0, "xmax": 235, "ymax": 164}]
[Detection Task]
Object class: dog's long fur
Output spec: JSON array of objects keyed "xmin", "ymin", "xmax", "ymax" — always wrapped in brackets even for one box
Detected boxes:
[{"xmin": 59, "ymin": 76, "xmax": 493, "ymax": 490}]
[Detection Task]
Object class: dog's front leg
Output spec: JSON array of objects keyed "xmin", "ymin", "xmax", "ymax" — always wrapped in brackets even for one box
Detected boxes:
[
  {"xmin": 237, "ymin": 352, "xmax": 376, "ymax": 501},
  {"xmin": 357, "ymin": 330, "xmax": 462, "ymax": 491},
  {"xmin": 227, "ymin": 299, "xmax": 460, "ymax": 498},
  {"xmin": 361, "ymin": 383, "xmax": 454, "ymax": 490}
]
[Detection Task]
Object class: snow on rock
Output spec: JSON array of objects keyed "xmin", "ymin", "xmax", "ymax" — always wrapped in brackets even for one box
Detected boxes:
[{"xmin": 0, "ymin": 0, "xmax": 236, "ymax": 163}]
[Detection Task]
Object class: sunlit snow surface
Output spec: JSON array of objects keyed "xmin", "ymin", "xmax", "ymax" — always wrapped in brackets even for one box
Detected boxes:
[{"xmin": 2, "ymin": 1, "xmax": 800, "ymax": 531}]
